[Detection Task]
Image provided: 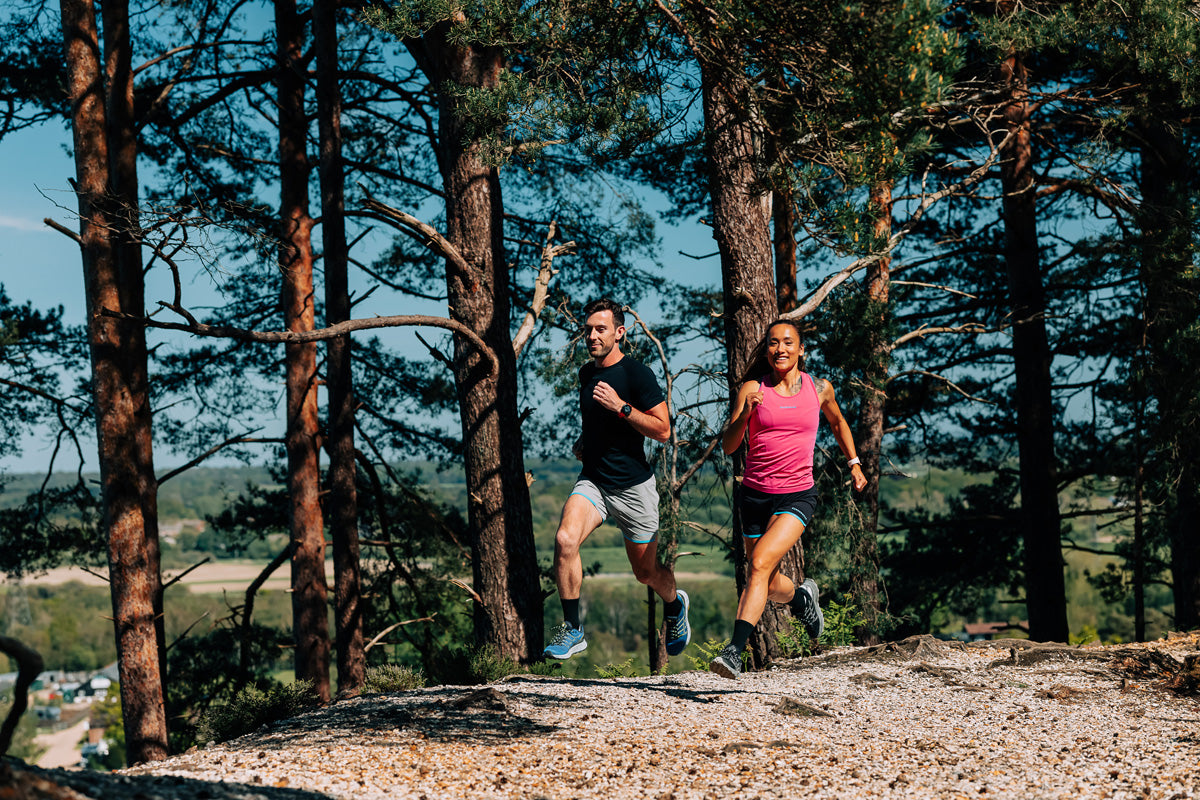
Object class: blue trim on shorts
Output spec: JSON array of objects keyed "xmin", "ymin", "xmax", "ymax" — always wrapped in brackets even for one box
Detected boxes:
[
  {"xmin": 569, "ymin": 491, "xmax": 605, "ymax": 516},
  {"xmin": 743, "ymin": 511, "xmax": 807, "ymax": 539},
  {"xmin": 621, "ymin": 529, "xmax": 657, "ymax": 545}
]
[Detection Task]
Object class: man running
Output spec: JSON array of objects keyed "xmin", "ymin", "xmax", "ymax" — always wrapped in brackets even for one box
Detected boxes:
[{"xmin": 543, "ymin": 297, "xmax": 691, "ymax": 660}]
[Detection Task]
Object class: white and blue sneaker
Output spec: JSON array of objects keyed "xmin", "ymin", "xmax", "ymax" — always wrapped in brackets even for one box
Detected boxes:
[
  {"xmin": 665, "ymin": 589, "xmax": 692, "ymax": 656},
  {"xmin": 543, "ymin": 623, "xmax": 587, "ymax": 659}
]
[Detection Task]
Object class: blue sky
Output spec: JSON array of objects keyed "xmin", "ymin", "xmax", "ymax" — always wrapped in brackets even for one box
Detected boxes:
[
  {"xmin": 1, "ymin": 125, "xmax": 86, "ymax": 324},
  {"xmin": 0, "ymin": 110, "xmax": 723, "ymax": 477}
]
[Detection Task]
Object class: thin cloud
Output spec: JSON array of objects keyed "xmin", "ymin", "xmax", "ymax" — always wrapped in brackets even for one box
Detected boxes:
[{"xmin": 0, "ymin": 214, "xmax": 48, "ymax": 232}]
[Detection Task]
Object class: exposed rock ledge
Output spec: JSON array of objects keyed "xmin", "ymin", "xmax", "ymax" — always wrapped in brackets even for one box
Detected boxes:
[{"xmin": 6, "ymin": 633, "xmax": 1200, "ymax": 800}]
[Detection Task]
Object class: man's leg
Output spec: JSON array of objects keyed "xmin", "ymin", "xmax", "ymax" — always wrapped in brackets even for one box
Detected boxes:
[
  {"xmin": 625, "ymin": 539, "xmax": 676, "ymax": 602},
  {"xmin": 625, "ymin": 539, "xmax": 693, "ymax": 655},
  {"xmin": 553, "ymin": 493, "xmax": 604, "ymax": 605},
  {"xmin": 545, "ymin": 493, "xmax": 603, "ymax": 660}
]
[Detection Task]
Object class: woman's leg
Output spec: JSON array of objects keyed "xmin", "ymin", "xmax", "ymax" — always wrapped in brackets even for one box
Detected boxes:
[{"xmin": 735, "ymin": 513, "xmax": 806, "ymax": 626}]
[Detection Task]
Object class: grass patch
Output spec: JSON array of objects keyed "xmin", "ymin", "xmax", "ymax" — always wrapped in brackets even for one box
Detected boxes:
[{"xmin": 197, "ymin": 680, "xmax": 319, "ymax": 744}]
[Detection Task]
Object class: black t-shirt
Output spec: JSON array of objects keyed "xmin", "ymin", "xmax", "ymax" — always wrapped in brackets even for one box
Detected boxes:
[{"xmin": 579, "ymin": 356, "xmax": 666, "ymax": 490}]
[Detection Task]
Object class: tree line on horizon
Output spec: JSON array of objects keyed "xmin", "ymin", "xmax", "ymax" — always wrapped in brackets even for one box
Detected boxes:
[{"xmin": 0, "ymin": 0, "xmax": 1197, "ymax": 766}]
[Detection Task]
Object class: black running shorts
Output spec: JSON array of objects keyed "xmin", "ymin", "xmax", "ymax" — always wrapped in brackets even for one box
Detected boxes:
[{"xmin": 738, "ymin": 483, "xmax": 819, "ymax": 539}]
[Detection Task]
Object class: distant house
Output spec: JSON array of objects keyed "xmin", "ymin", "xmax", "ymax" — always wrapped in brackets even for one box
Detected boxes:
[
  {"xmin": 961, "ymin": 621, "xmax": 1029, "ymax": 641},
  {"xmin": 73, "ymin": 675, "xmax": 113, "ymax": 702}
]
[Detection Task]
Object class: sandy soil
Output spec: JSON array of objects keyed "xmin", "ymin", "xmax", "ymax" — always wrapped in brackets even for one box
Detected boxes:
[
  {"xmin": 14, "ymin": 562, "xmax": 332, "ymax": 595},
  {"xmin": 33, "ymin": 718, "xmax": 89, "ymax": 770}
]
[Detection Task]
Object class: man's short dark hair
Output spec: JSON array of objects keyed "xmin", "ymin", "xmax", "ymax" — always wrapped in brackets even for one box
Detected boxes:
[{"xmin": 582, "ymin": 297, "xmax": 625, "ymax": 329}]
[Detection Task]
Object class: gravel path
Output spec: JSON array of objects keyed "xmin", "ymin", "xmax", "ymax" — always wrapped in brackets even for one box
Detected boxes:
[{"xmin": 13, "ymin": 633, "xmax": 1200, "ymax": 800}]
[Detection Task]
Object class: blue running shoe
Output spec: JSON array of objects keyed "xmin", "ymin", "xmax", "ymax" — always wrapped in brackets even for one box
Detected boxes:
[
  {"xmin": 665, "ymin": 588, "xmax": 692, "ymax": 656},
  {"xmin": 543, "ymin": 623, "xmax": 587, "ymax": 659},
  {"xmin": 796, "ymin": 578, "xmax": 824, "ymax": 639}
]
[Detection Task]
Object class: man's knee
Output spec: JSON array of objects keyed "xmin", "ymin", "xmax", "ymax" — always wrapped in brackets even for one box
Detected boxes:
[
  {"xmin": 554, "ymin": 526, "xmax": 583, "ymax": 558},
  {"xmin": 631, "ymin": 560, "xmax": 658, "ymax": 586}
]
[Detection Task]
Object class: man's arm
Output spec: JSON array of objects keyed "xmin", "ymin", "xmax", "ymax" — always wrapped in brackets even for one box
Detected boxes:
[
  {"xmin": 629, "ymin": 401, "xmax": 671, "ymax": 443},
  {"xmin": 591, "ymin": 380, "xmax": 670, "ymax": 442}
]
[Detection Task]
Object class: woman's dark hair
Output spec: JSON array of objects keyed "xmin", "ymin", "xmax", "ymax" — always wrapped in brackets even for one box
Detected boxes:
[
  {"xmin": 738, "ymin": 318, "xmax": 807, "ymax": 384},
  {"xmin": 582, "ymin": 297, "xmax": 625, "ymax": 329}
]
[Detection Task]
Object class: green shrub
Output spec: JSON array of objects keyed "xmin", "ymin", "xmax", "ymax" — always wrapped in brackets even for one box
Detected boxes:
[
  {"xmin": 778, "ymin": 593, "xmax": 868, "ymax": 657},
  {"xmin": 468, "ymin": 645, "xmax": 522, "ymax": 684},
  {"xmin": 364, "ymin": 664, "xmax": 426, "ymax": 694},
  {"xmin": 686, "ymin": 638, "xmax": 743, "ymax": 672},
  {"xmin": 593, "ymin": 657, "xmax": 639, "ymax": 679},
  {"xmin": 822, "ymin": 594, "xmax": 868, "ymax": 646},
  {"xmin": 196, "ymin": 680, "xmax": 318, "ymax": 744},
  {"xmin": 525, "ymin": 660, "xmax": 563, "ymax": 676}
]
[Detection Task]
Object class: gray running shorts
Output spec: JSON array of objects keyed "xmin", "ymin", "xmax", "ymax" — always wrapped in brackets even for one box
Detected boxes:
[{"xmin": 570, "ymin": 476, "xmax": 660, "ymax": 544}]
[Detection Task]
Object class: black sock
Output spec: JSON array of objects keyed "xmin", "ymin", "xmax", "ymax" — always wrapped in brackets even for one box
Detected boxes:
[
  {"xmin": 663, "ymin": 593, "xmax": 683, "ymax": 617},
  {"xmin": 787, "ymin": 588, "xmax": 808, "ymax": 616},
  {"xmin": 730, "ymin": 619, "xmax": 755, "ymax": 653},
  {"xmin": 561, "ymin": 598, "xmax": 581, "ymax": 629}
]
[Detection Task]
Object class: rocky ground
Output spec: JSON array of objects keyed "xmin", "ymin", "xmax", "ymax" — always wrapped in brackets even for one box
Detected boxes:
[{"xmin": 6, "ymin": 633, "xmax": 1200, "ymax": 800}]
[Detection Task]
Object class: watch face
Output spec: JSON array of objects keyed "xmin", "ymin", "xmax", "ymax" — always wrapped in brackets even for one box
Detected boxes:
[{"xmin": 620, "ymin": 404, "xmax": 632, "ymax": 417}]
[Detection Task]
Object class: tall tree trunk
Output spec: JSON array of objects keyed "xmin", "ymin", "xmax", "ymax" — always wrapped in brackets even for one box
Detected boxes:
[
  {"xmin": 60, "ymin": 0, "xmax": 167, "ymax": 765},
  {"xmin": 408, "ymin": 30, "xmax": 542, "ymax": 662},
  {"xmin": 699, "ymin": 65, "xmax": 793, "ymax": 668},
  {"xmin": 277, "ymin": 0, "xmax": 330, "ymax": 702},
  {"xmin": 999, "ymin": 48, "xmax": 1068, "ymax": 643},
  {"xmin": 100, "ymin": 0, "xmax": 167, "ymax": 708},
  {"xmin": 314, "ymin": 0, "xmax": 364, "ymax": 697},
  {"xmin": 1138, "ymin": 116, "xmax": 1200, "ymax": 631},
  {"xmin": 773, "ymin": 186, "xmax": 797, "ymax": 314},
  {"xmin": 850, "ymin": 179, "xmax": 892, "ymax": 645}
]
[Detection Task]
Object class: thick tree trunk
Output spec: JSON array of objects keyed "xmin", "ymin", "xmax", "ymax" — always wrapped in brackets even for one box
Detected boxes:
[
  {"xmin": 409, "ymin": 31, "xmax": 542, "ymax": 661},
  {"xmin": 60, "ymin": 0, "xmax": 167, "ymax": 765},
  {"xmin": 314, "ymin": 0, "xmax": 364, "ymax": 697},
  {"xmin": 277, "ymin": 0, "xmax": 330, "ymax": 702},
  {"xmin": 100, "ymin": 0, "xmax": 167, "ymax": 707},
  {"xmin": 699, "ymin": 66, "xmax": 793, "ymax": 668},
  {"xmin": 999, "ymin": 50, "xmax": 1069, "ymax": 643},
  {"xmin": 1138, "ymin": 117, "xmax": 1200, "ymax": 631},
  {"xmin": 850, "ymin": 179, "xmax": 892, "ymax": 646}
]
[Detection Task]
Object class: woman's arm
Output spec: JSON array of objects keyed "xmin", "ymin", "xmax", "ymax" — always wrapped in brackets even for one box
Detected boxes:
[
  {"xmin": 722, "ymin": 381, "xmax": 763, "ymax": 455},
  {"xmin": 816, "ymin": 378, "xmax": 867, "ymax": 491}
]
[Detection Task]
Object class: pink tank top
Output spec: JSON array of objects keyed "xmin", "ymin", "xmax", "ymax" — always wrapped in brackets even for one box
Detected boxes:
[{"xmin": 741, "ymin": 372, "xmax": 821, "ymax": 493}]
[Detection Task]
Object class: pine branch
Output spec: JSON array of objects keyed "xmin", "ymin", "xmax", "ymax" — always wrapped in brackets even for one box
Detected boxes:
[{"xmin": 513, "ymin": 221, "xmax": 575, "ymax": 357}]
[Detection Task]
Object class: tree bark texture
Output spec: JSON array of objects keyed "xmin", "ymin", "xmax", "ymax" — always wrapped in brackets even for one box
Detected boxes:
[
  {"xmin": 699, "ymin": 64, "xmax": 797, "ymax": 668},
  {"xmin": 999, "ymin": 49, "xmax": 1069, "ymax": 643},
  {"xmin": 1138, "ymin": 116, "xmax": 1200, "ymax": 630},
  {"xmin": 100, "ymin": 0, "xmax": 168, "ymax": 704},
  {"xmin": 773, "ymin": 186, "xmax": 797, "ymax": 314},
  {"xmin": 277, "ymin": 0, "xmax": 330, "ymax": 702},
  {"xmin": 408, "ymin": 29, "xmax": 542, "ymax": 662},
  {"xmin": 314, "ymin": 0, "xmax": 364, "ymax": 697},
  {"xmin": 60, "ymin": 0, "xmax": 168, "ymax": 764},
  {"xmin": 849, "ymin": 179, "xmax": 893, "ymax": 646}
]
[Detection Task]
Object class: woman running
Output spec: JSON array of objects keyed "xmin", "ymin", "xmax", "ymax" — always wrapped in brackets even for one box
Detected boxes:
[{"xmin": 710, "ymin": 319, "xmax": 867, "ymax": 679}]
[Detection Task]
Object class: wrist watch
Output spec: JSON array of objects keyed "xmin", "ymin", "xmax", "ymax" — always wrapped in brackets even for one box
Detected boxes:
[{"xmin": 618, "ymin": 403, "xmax": 633, "ymax": 418}]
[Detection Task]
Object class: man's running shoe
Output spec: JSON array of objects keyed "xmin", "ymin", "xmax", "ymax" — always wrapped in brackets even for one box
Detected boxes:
[
  {"xmin": 709, "ymin": 643, "xmax": 742, "ymax": 680},
  {"xmin": 665, "ymin": 589, "xmax": 692, "ymax": 656},
  {"xmin": 796, "ymin": 578, "xmax": 825, "ymax": 639},
  {"xmin": 543, "ymin": 623, "xmax": 587, "ymax": 659}
]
